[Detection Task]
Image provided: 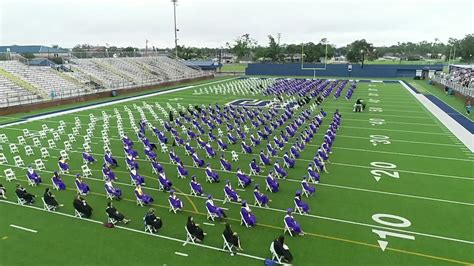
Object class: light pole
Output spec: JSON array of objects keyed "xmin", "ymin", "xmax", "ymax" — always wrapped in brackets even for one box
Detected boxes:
[
  {"xmin": 171, "ymin": 0, "xmax": 179, "ymax": 59},
  {"xmin": 360, "ymin": 49, "xmax": 365, "ymax": 69}
]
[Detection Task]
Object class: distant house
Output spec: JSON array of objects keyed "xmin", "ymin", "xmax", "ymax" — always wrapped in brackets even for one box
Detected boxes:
[{"xmin": 0, "ymin": 45, "xmax": 70, "ymax": 58}]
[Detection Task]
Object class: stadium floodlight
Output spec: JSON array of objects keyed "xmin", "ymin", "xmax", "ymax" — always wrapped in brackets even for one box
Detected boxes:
[
  {"xmin": 300, "ymin": 38, "xmax": 328, "ymax": 78},
  {"xmin": 172, "ymin": 0, "xmax": 179, "ymax": 59}
]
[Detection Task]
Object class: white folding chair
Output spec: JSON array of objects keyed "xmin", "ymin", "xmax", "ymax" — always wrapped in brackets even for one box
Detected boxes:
[
  {"xmin": 72, "ymin": 127, "xmax": 80, "ymax": 136},
  {"xmin": 39, "ymin": 131, "xmax": 47, "ymax": 139},
  {"xmin": 0, "ymin": 134, "xmax": 8, "ymax": 143},
  {"xmin": 168, "ymin": 198, "xmax": 180, "ymax": 214},
  {"xmin": 240, "ymin": 211, "xmax": 250, "ymax": 228},
  {"xmin": 35, "ymin": 159, "xmax": 46, "ymax": 170},
  {"xmin": 222, "ymin": 234, "xmax": 235, "ymax": 254},
  {"xmin": 60, "ymin": 150, "xmax": 69, "ymax": 160},
  {"xmin": 40, "ymin": 147, "xmax": 50, "ymax": 158},
  {"xmin": 18, "ymin": 136, "xmax": 26, "ymax": 145},
  {"xmin": 68, "ymin": 134, "xmax": 76, "ymax": 143},
  {"xmin": 4, "ymin": 168, "xmax": 16, "ymax": 181},
  {"xmin": 17, "ymin": 196, "xmax": 27, "ymax": 205},
  {"xmin": 74, "ymin": 209, "xmax": 85, "ymax": 218},
  {"xmin": 48, "ymin": 139, "xmax": 57, "ymax": 149},
  {"xmin": 33, "ymin": 138, "xmax": 42, "ymax": 147},
  {"xmin": 294, "ymin": 200, "xmax": 304, "ymax": 215},
  {"xmin": 9, "ymin": 143, "xmax": 19, "ymax": 154},
  {"xmin": 81, "ymin": 164, "xmax": 92, "ymax": 178},
  {"xmin": 14, "ymin": 156, "xmax": 24, "ymax": 167},
  {"xmin": 53, "ymin": 132, "xmax": 61, "ymax": 141},
  {"xmin": 206, "ymin": 205, "xmax": 219, "ymax": 221},
  {"xmin": 160, "ymin": 143, "xmax": 168, "ymax": 153},
  {"xmin": 24, "ymin": 145, "xmax": 34, "ymax": 156},
  {"xmin": 0, "ymin": 153, "xmax": 7, "ymax": 164},
  {"xmin": 189, "ymin": 183, "xmax": 198, "ymax": 196},
  {"xmin": 42, "ymin": 124, "xmax": 49, "ymax": 131},
  {"xmin": 83, "ymin": 143, "xmax": 92, "ymax": 153},
  {"xmin": 51, "ymin": 177, "xmax": 59, "ymax": 190},
  {"xmin": 136, "ymin": 194, "xmax": 145, "ymax": 207},
  {"xmin": 270, "ymin": 242, "xmax": 284, "ymax": 263},
  {"xmin": 42, "ymin": 197, "xmax": 56, "ymax": 211},
  {"xmin": 58, "ymin": 126, "xmax": 65, "ymax": 135},
  {"xmin": 283, "ymin": 218, "xmax": 294, "ymax": 236},
  {"xmin": 64, "ymin": 141, "xmax": 72, "ymax": 151},
  {"xmin": 107, "ymin": 213, "xmax": 118, "ymax": 225},
  {"xmin": 183, "ymin": 226, "xmax": 197, "ymax": 246},
  {"xmin": 254, "ymin": 193, "xmax": 263, "ymax": 207},
  {"xmin": 231, "ymin": 151, "xmax": 239, "ymax": 162}
]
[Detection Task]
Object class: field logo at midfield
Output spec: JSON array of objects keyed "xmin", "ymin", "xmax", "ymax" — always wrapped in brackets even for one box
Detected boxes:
[
  {"xmin": 227, "ymin": 99, "xmax": 298, "ymax": 109},
  {"xmin": 227, "ymin": 99, "xmax": 273, "ymax": 107}
]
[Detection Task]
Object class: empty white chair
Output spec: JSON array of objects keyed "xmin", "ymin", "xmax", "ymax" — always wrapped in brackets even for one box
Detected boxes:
[
  {"xmin": 9, "ymin": 143, "xmax": 19, "ymax": 154},
  {"xmin": 60, "ymin": 150, "xmax": 69, "ymax": 160},
  {"xmin": 231, "ymin": 151, "xmax": 239, "ymax": 162},
  {"xmin": 68, "ymin": 134, "xmax": 76, "ymax": 143},
  {"xmin": 14, "ymin": 155, "xmax": 24, "ymax": 167},
  {"xmin": 83, "ymin": 143, "xmax": 91, "ymax": 153},
  {"xmin": 72, "ymin": 127, "xmax": 80, "ymax": 135},
  {"xmin": 81, "ymin": 164, "xmax": 92, "ymax": 178},
  {"xmin": 18, "ymin": 136, "xmax": 26, "ymax": 145},
  {"xmin": 40, "ymin": 147, "xmax": 50, "ymax": 158},
  {"xmin": 0, "ymin": 134, "xmax": 8, "ymax": 143},
  {"xmin": 39, "ymin": 131, "xmax": 47, "ymax": 139},
  {"xmin": 53, "ymin": 132, "xmax": 60, "ymax": 141},
  {"xmin": 0, "ymin": 153, "xmax": 7, "ymax": 164},
  {"xmin": 48, "ymin": 139, "xmax": 56, "ymax": 148},
  {"xmin": 83, "ymin": 135, "xmax": 91, "ymax": 143},
  {"xmin": 4, "ymin": 168, "xmax": 15, "ymax": 181},
  {"xmin": 160, "ymin": 143, "xmax": 168, "ymax": 153},
  {"xmin": 58, "ymin": 126, "xmax": 65, "ymax": 135},
  {"xmin": 35, "ymin": 159, "xmax": 46, "ymax": 170},
  {"xmin": 64, "ymin": 141, "xmax": 72, "ymax": 151},
  {"xmin": 24, "ymin": 145, "xmax": 34, "ymax": 156},
  {"xmin": 42, "ymin": 124, "xmax": 49, "ymax": 131},
  {"xmin": 33, "ymin": 138, "xmax": 42, "ymax": 147}
]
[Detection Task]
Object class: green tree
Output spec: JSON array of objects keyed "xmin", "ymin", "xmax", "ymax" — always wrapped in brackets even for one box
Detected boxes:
[
  {"xmin": 228, "ymin": 34, "xmax": 257, "ymax": 60},
  {"xmin": 345, "ymin": 39, "xmax": 374, "ymax": 63},
  {"xmin": 458, "ymin": 34, "xmax": 474, "ymax": 62},
  {"xmin": 267, "ymin": 35, "xmax": 281, "ymax": 62}
]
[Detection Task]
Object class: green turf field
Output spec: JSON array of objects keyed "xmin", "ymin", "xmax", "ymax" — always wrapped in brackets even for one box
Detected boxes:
[
  {"xmin": 0, "ymin": 77, "xmax": 473, "ymax": 266},
  {"xmin": 220, "ymin": 64, "xmax": 248, "ymax": 72}
]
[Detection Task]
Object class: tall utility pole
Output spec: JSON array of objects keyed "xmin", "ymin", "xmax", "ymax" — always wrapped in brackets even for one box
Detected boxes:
[
  {"xmin": 277, "ymin": 33, "xmax": 281, "ymax": 62},
  {"xmin": 172, "ymin": 0, "xmax": 179, "ymax": 59},
  {"xmin": 145, "ymin": 40, "xmax": 148, "ymax": 56}
]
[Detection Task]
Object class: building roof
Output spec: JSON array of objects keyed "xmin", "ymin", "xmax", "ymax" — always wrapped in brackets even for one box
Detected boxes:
[
  {"xmin": 0, "ymin": 45, "xmax": 69, "ymax": 54},
  {"xmin": 185, "ymin": 60, "xmax": 221, "ymax": 70}
]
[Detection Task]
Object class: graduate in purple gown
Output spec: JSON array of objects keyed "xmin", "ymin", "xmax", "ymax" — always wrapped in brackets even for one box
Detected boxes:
[
  {"xmin": 134, "ymin": 184, "xmax": 153, "ymax": 204},
  {"xmin": 126, "ymin": 154, "xmax": 139, "ymax": 170},
  {"xmin": 75, "ymin": 174, "xmax": 90, "ymax": 195},
  {"xmin": 105, "ymin": 180, "xmax": 122, "ymax": 199},
  {"xmin": 151, "ymin": 158, "xmax": 164, "ymax": 174},
  {"xmin": 124, "ymin": 145, "xmax": 139, "ymax": 158},
  {"xmin": 122, "ymin": 135, "xmax": 134, "ymax": 147},
  {"xmin": 236, "ymin": 169, "xmax": 252, "ymax": 187},
  {"xmin": 158, "ymin": 173, "xmax": 173, "ymax": 191},
  {"xmin": 259, "ymin": 151, "xmax": 271, "ymax": 165},
  {"xmin": 205, "ymin": 164, "xmax": 220, "ymax": 183},
  {"xmin": 26, "ymin": 166, "xmax": 42, "ymax": 185},
  {"xmin": 104, "ymin": 150, "xmax": 118, "ymax": 167},
  {"xmin": 224, "ymin": 180, "xmax": 241, "ymax": 202},
  {"xmin": 217, "ymin": 138, "xmax": 227, "ymax": 150},
  {"xmin": 205, "ymin": 143, "xmax": 216, "ymax": 158},
  {"xmin": 267, "ymin": 143, "xmax": 277, "ymax": 156},
  {"xmin": 284, "ymin": 209, "xmax": 304, "ymax": 235},
  {"xmin": 307, "ymin": 163, "xmax": 320, "ymax": 183},
  {"xmin": 254, "ymin": 184, "xmax": 270, "ymax": 206},
  {"xmin": 240, "ymin": 201, "xmax": 257, "ymax": 227},
  {"xmin": 52, "ymin": 172, "xmax": 66, "ymax": 190},
  {"xmin": 190, "ymin": 175, "xmax": 204, "ymax": 196},
  {"xmin": 241, "ymin": 141, "xmax": 252, "ymax": 154},
  {"xmin": 185, "ymin": 142, "xmax": 195, "ymax": 155},
  {"xmin": 169, "ymin": 150, "xmax": 181, "ymax": 165},
  {"xmin": 177, "ymin": 162, "xmax": 188, "ymax": 178},
  {"xmin": 192, "ymin": 152, "xmax": 205, "ymax": 167},
  {"xmin": 102, "ymin": 164, "xmax": 116, "ymax": 181},
  {"xmin": 317, "ymin": 148, "xmax": 330, "ymax": 162},
  {"xmin": 290, "ymin": 146, "xmax": 300, "ymax": 159},
  {"xmin": 227, "ymin": 132, "xmax": 237, "ymax": 145},
  {"xmin": 266, "ymin": 172, "xmax": 279, "ymax": 193},
  {"xmin": 283, "ymin": 153, "xmax": 295, "ymax": 168},
  {"xmin": 294, "ymin": 190, "xmax": 310, "ymax": 213},
  {"xmin": 206, "ymin": 195, "xmax": 226, "ymax": 218},
  {"xmin": 130, "ymin": 168, "xmax": 146, "ymax": 186},
  {"xmin": 144, "ymin": 146, "xmax": 157, "ymax": 160},
  {"xmin": 220, "ymin": 154, "xmax": 232, "ymax": 171},
  {"xmin": 82, "ymin": 151, "xmax": 96, "ymax": 164},
  {"xmin": 274, "ymin": 161, "xmax": 288, "ymax": 179},
  {"xmin": 168, "ymin": 190, "xmax": 183, "ymax": 211},
  {"xmin": 249, "ymin": 159, "xmax": 261, "ymax": 175},
  {"xmin": 301, "ymin": 176, "xmax": 316, "ymax": 196},
  {"xmin": 313, "ymin": 156, "xmax": 328, "ymax": 173},
  {"xmin": 58, "ymin": 157, "xmax": 69, "ymax": 172}
]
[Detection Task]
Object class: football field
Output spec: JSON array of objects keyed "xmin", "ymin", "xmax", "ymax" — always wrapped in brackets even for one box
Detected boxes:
[{"xmin": 0, "ymin": 77, "xmax": 473, "ymax": 265}]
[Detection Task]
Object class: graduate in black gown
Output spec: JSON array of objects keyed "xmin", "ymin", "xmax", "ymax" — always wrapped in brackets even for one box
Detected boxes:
[
  {"xmin": 273, "ymin": 235, "xmax": 293, "ymax": 263},
  {"xmin": 223, "ymin": 223, "xmax": 243, "ymax": 251},
  {"xmin": 73, "ymin": 194, "xmax": 93, "ymax": 218},
  {"xmin": 15, "ymin": 184, "xmax": 35, "ymax": 204},
  {"xmin": 186, "ymin": 216, "xmax": 205, "ymax": 242}
]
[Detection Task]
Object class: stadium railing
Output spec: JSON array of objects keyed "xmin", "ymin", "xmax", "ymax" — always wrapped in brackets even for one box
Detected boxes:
[{"xmin": 431, "ymin": 76, "xmax": 474, "ymax": 97}]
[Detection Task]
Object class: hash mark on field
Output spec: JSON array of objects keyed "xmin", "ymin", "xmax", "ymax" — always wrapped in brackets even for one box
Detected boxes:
[
  {"xmin": 174, "ymin": 252, "xmax": 189, "ymax": 257},
  {"xmin": 203, "ymin": 222, "xmax": 215, "ymax": 226},
  {"xmin": 10, "ymin": 224, "xmax": 37, "ymax": 233}
]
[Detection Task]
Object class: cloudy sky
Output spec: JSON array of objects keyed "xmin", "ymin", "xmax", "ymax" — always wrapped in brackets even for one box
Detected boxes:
[{"xmin": 0, "ymin": 0, "xmax": 472, "ymax": 49}]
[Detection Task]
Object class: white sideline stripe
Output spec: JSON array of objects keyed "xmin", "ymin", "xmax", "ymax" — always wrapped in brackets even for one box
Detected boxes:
[
  {"xmin": 10, "ymin": 224, "xmax": 37, "ymax": 233},
  {"xmin": 174, "ymin": 252, "xmax": 189, "ymax": 257},
  {"xmin": 314, "ymin": 135, "xmax": 461, "ymax": 147},
  {"xmin": 399, "ymin": 81, "xmax": 474, "ymax": 152},
  {"xmin": 343, "ymin": 118, "xmax": 441, "ymax": 127},
  {"xmin": 341, "ymin": 125, "xmax": 450, "ymax": 136},
  {"xmin": 203, "ymin": 222, "xmax": 215, "ymax": 226},
  {"xmin": 0, "ymin": 77, "xmax": 236, "ymax": 129},
  {"xmin": 0, "ymin": 200, "xmax": 265, "ymax": 262}
]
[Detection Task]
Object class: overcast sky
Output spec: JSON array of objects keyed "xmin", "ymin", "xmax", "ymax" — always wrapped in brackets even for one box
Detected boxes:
[{"xmin": 0, "ymin": 0, "xmax": 472, "ymax": 49}]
